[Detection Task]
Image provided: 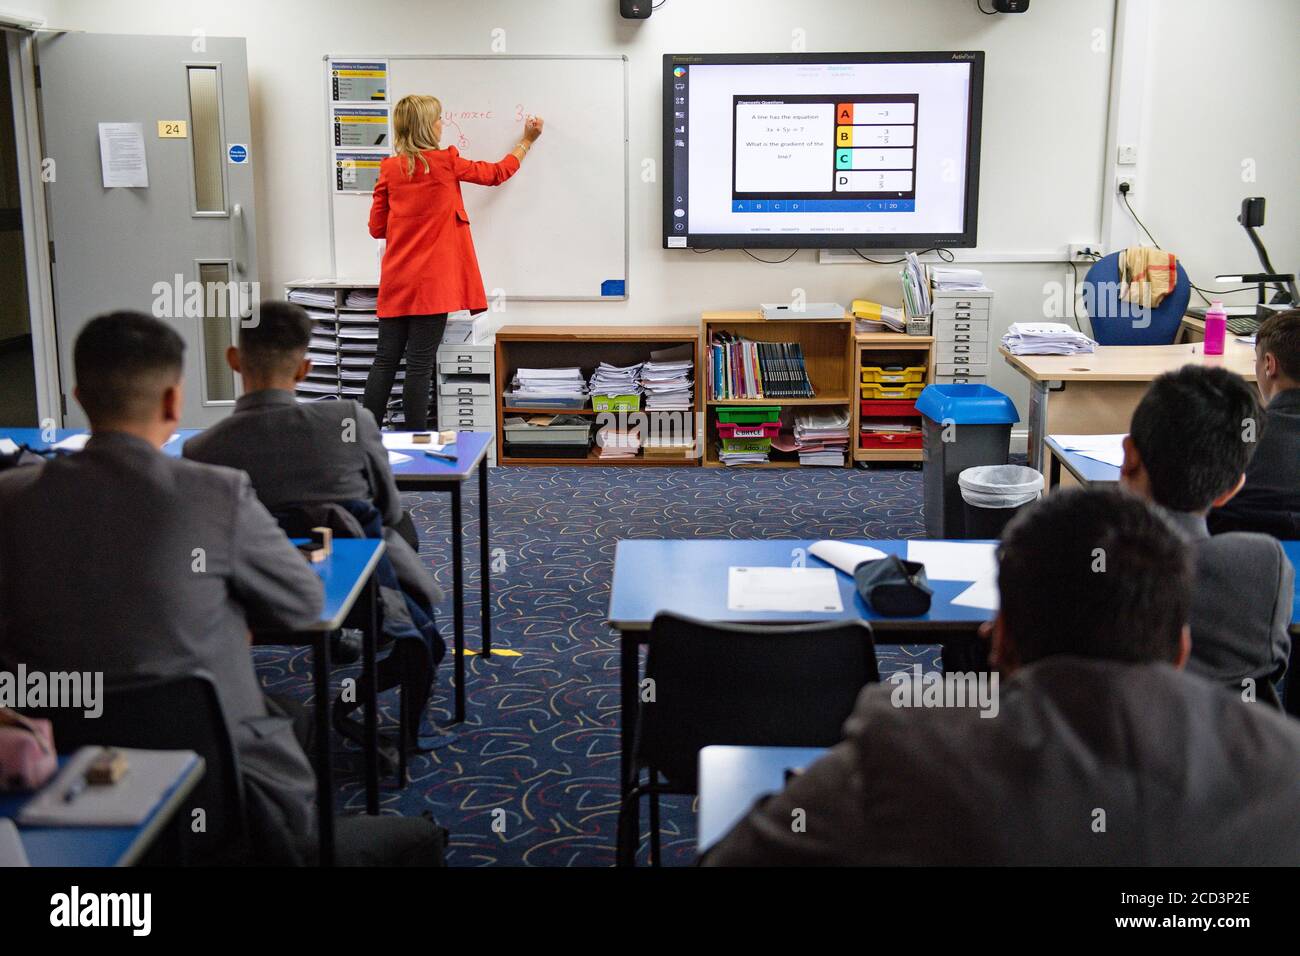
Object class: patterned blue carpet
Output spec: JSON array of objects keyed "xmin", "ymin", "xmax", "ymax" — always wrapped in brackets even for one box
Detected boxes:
[{"xmin": 254, "ymin": 463, "xmax": 942, "ymax": 866}]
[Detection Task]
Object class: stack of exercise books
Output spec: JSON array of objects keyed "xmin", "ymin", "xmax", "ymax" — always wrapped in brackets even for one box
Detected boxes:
[
  {"xmin": 790, "ymin": 408, "xmax": 850, "ymax": 466},
  {"xmin": 641, "ymin": 344, "xmax": 694, "ymax": 410},
  {"xmin": 709, "ymin": 332, "xmax": 815, "ymax": 399},
  {"xmin": 589, "ymin": 362, "xmax": 643, "ymax": 399},
  {"xmin": 852, "ymin": 299, "xmax": 906, "ymax": 334}
]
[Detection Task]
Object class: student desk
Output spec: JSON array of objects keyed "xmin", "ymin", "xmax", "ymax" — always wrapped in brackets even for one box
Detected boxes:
[
  {"xmin": 1000, "ymin": 339, "xmax": 1257, "ymax": 473},
  {"xmin": 386, "ymin": 430, "xmax": 496, "ymax": 724},
  {"xmin": 0, "ymin": 753, "xmax": 204, "ymax": 867},
  {"xmin": 607, "ymin": 537, "xmax": 993, "ymax": 866},
  {"xmin": 259, "ymin": 537, "xmax": 385, "ymax": 867},
  {"xmin": 697, "ymin": 745, "xmax": 825, "ymax": 856},
  {"xmin": 0, "ymin": 427, "xmax": 199, "ymax": 455},
  {"xmin": 1043, "ymin": 436, "xmax": 1121, "ymax": 488}
]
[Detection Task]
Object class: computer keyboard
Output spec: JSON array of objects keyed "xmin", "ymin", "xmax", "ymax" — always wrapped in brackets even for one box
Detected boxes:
[{"xmin": 1225, "ymin": 316, "xmax": 1261, "ymax": 336}]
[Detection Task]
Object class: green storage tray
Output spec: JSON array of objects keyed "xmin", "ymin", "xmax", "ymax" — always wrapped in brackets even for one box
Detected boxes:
[
  {"xmin": 715, "ymin": 406, "xmax": 782, "ymax": 424},
  {"xmin": 719, "ymin": 437, "xmax": 773, "ymax": 454}
]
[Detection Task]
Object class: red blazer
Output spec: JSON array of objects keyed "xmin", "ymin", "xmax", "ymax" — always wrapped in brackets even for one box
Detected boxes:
[{"xmin": 368, "ymin": 146, "xmax": 520, "ymax": 317}]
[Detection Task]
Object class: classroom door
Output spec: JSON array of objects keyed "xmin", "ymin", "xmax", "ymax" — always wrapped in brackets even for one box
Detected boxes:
[{"xmin": 36, "ymin": 32, "xmax": 258, "ymax": 427}]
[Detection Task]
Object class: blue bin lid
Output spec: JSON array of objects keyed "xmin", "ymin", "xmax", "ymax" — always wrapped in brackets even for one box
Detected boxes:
[{"xmin": 915, "ymin": 384, "xmax": 1019, "ymax": 425}]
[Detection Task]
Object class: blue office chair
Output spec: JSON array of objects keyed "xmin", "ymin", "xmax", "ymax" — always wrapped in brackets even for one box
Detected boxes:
[{"xmin": 1081, "ymin": 251, "xmax": 1191, "ymax": 345}]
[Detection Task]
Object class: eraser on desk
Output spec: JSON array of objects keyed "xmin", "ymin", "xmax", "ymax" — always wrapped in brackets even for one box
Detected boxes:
[
  {"xmin": 413, "ymin": 433, "xmax": 433, "ymax": 444},
  {"xmin": 86, "ymin": 748, "xmax": 128, "ymax": 785},
  {"xmin": 310, "ymin": 527, "xmax": 333, "ymax": 556},
  {"xmin": 439, "ymin": 430, "xmax": 457, "ymax": 445}
]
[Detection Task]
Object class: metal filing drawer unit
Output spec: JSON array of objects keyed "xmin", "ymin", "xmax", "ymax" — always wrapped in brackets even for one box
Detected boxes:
[
  {"xmin": 437, "ymin": 325, "xmax": 497, "ymax": 466},
  {"xmin": 931, "ymin": 288, "xmax": 994, "ymax": 386}
]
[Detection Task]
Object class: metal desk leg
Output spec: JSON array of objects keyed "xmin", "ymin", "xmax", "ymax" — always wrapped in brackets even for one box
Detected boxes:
[
  {"xmin": 363, "ymin": 576, "xmax": 379, "ymax": 815},
  {"xmin": 1048, "ymin": 448, "xmax": 1061, "ymax": 491},
  {"xmin": 617, "ymin": 631, "xmax": 640, "ymax": 867},
  {"xmin": 479, "ymin": 462, "xmax": 492, "ymax": 658},
  {"xmin": 314, "ymin": 632, "xmax": 335, "ymax": 866},
  {"xmin": 1027, "ymin": 380, "xmax": 1050, "ymax": 472},
  {"xmin": 451, "ymin": 482, "xmax": 466, "ymax": 723}
]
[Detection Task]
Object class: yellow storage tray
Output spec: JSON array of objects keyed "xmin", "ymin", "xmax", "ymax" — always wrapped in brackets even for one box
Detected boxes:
[
  {"xmin": 860, "ymin": 365, "xmax": 926, "ymax": 384},
  {"xmin": 860, "ymin": 381, "xmax": 926, "ymax": 400}
]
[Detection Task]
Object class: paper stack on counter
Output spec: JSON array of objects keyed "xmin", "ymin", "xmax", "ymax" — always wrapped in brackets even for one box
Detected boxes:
[
  {"xmin": 589, "ymin": 362, "xmax": 643, "ymax": 397},
  {"xmin": 930, "ymin": 267, "xmax": 988, "ymax": 291},
  {"xmin": 1001, "ymin": 322, "xmax": 1097, "ymax": 356},
  {"xmin": 509, "ymin": 367, "xmax": 587, "ymax": 401},
  {"xmin": 595, "ymin": 422, "xmax": 642, "ymax": 459},
  {"xmin": 852, "ymin": 299, "xmax": 906, "ymax": 334}
]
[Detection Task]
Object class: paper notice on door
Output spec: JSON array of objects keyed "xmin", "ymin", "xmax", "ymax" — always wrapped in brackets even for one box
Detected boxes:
[{"xmin": 98, "ymin": 122, "xmax": 149, "ymax": 187}]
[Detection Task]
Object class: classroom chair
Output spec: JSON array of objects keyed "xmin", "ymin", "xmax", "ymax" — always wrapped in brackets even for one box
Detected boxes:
[
  {"xmin": 24, "ymin": 673, "xmax": 248, "ymax": 865},
  {"xmin": 1081, "ymin": 251, "xmax": 1191, "ymax": 345},
  {"xmin": 617, "ymin": 612, "xmax": 879, "ymax": 866}
]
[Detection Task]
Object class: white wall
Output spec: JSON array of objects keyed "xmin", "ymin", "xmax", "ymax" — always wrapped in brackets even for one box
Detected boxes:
[{"xmin": 19, "ymin": 0, "xmax": 1300, "ymax": 419}]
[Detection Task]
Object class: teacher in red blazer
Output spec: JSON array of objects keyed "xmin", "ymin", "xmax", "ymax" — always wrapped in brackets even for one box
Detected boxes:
[{"xmin": 364, "ymin": 94, "xmax": 543, "ymax": 430}]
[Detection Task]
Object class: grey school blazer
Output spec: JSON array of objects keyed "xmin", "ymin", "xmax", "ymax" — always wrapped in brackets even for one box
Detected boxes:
[
  {"xmin": 182, "ymin": 390, "xmax": 441, "ymax": 608},
  {"xmin": 1158, "ymin": 507, "xmax": 1294, "ymax": 709},
  {"xmin": 0, "ymin": 432, "xmax": 323, "ymax": 847},
  {"xmin": 704, "ymin": 657, "xmax": 1300, "ymax": 866}
]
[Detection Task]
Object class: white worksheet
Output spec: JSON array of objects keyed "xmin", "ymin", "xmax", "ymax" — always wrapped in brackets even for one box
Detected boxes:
[
  {"xmin": 380, "ymin": 432, "xmax": 448, "ymax": 452},
  {"xmin": 951, "ymin": 574, "xmax": 1000, "ymax": 611},
  {"xmin": 808, "ymin": 540, "xmax": 888, "ymax": 576},
  {"xmin": 906, "ymin": 540, "xmax": 998, "ymax": 582},
  {"xmin": 98, "ymin": 122, "xmax": 148, "ymax": 188},
  {"xmin": 1052, "ymin": 433, "xmax": 1126, "ymax": 468},
  {"xmin": 727, "ymin": 566, "xmax": 844, "ymax": 613}
]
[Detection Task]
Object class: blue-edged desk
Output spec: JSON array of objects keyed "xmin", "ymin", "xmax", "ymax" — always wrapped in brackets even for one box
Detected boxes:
[
  {"xmin": 264, "ymin": 536, "xmax": 385, "ymax": 867},
  {"xmin": 697, "ymin": 745, "xmax": 825, "ymax": 856},
  {"xmin": 0, "ymin": 427, "xmax": 200, "ymax": 457},
  {"xmin": 1043, "ymin": 436, "xmax": 1120, "ymax": 489},
  {"xmin": 607, "ymin": 537, "xmax": 994, "ymax": 865},
  {"xmin": 0, "ymin": 753, "xmax": 204, "ymax": 867},
  {"xmin": 385, "ymin": 430, "xmax": 495, "ymax": 724}
]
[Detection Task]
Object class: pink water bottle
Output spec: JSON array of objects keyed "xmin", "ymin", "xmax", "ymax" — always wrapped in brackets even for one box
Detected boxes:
[{"xmin": 1203, "ymin": 301, "xmax": 1226, "ymax": 355}]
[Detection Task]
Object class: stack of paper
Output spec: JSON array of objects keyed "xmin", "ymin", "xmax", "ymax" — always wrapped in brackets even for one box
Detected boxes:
[
  {"xmin": 1001, "ymin": 322, "xmax": 1097, "ymax": 355},
  {"xmin": 288, "ymin": 288, "xmax": 336, "ymax": 309},
  {"xmin": 640, "ymin": 344, "xmax": 694, "ymax": 411},
  {"xmin": 718, "ymin": 443, "xmax": 770, "ymax": 466},
  {"xmin": 931, "ymin": 267, "xmax": 987, "ymax": 291},
  {"xmin": 589, "ymin": 362, "xmax": 643, "ymax": 397},
  {"xmin": 792, "ymin": 408, "xmax": 850, "ymax": 466},
  {"xmin": 852, "ymin": 299, "xmax": 906, "ymax": 334},
  {"xmin": 595, "ymin": 422, "xmax": 642, "ymax": 459},
  {"xmin": 509, "ymin": 367, "xmax": 587, "ymax": 402},
  {"xmin": 344, "ymin": 289, "xmax": 378, "ymax": 309}
]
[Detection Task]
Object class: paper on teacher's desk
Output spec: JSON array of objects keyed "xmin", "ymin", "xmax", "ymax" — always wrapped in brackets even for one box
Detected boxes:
[
  {"xmin": 808, "ymin": 540, "xmax": 888, "ymax": 576},
  {"xmin": 951, "ymin": 574, "xmax": 1000, "ymax": 611},
  {"xmin": 387, "ymin": 451, "xmax": 412, "ymax": 465},
  {"xmin": 727, "ymin": 566, "xmax": 844, "ymax": 613},
  {"xmin": 905, "ymin": 540, "xmax": 998, "ymax": 582},
  {"xmin": 1052, "ymin": 433, "xmax": 1126, "ymax": 468},
  {"xmin": 380, "ymin": 432, "xmax": 446, "ymax": 452}
]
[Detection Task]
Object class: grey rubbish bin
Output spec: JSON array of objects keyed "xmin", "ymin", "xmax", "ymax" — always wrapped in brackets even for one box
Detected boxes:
[
  {"xmin": 959, "ymin": 465, "xmax": 1044, "ymax": 539},
  {"xmin": 915, "ymin": 384, "xmax": 1021, "ymax": 539}
]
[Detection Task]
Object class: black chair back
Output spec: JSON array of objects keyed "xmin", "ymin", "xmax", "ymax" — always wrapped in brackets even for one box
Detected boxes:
[
  {"xmin": 25, "ymin": 672, "xmax": 245, "ymax": 863},
  {"xmin": 636, "ymin": 612, "xmax": 879, "ymax": 790}
]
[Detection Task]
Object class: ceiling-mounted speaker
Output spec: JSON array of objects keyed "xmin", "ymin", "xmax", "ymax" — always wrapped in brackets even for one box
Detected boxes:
[{"xmin": 620, "ymin": 0, "xmax": 652, "ymax": 19}]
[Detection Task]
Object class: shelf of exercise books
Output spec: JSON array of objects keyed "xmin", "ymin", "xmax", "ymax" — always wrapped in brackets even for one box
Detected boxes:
[
  {"xmin": 700, "ymin": 311, "xmax": 855, "ymax": 468},
  {"xmin": 494, "ymin": 325, "xmax": 702, "ymax": 467}
]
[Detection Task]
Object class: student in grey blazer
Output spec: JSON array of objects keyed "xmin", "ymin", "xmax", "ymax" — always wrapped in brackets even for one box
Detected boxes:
[
  {"xmin": 704, "ymin": 489, "xmax": 1300, "ymax": 866},
  {"xmin": 182, "ymin": 301, "xmax": 442, "ymax": 611},
  {"xmin": 1121, "ymin": 365, "xmax": 1294, "ymax": 708},
  {"xmin": 0, "ymin": 312, "xmax": 323, "ymax": 857}
]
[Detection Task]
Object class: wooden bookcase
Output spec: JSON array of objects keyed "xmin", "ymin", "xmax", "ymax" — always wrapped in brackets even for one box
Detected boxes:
[
  {"xmin": 494, "ymin": 325, "xmax": 702, "ymax": 467},
  {"xmin": 852, "ymin": 332, "xmax": 935, "ymax": 465},
  {"xmin": 700, "ymin": 311, "xmax": 855, "ymax": 468}
]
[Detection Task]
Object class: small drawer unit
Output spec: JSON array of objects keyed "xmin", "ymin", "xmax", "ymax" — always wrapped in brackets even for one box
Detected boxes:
[
  {"xmin": 436, "ymin": 328, "xmax": 496, "ymax": 464},
  {"xmin": 931, "ymin": 288, "xmax": 993, "ymax": 384}
]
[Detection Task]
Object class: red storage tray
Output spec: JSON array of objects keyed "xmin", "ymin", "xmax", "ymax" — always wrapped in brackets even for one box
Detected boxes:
[
  {"xmin": 860, "ymin": 399, "xmax": 921, "ymax": 418},
  {"xmin": 859, "ymin": 432, "xmax": 923, "ymax": 450},
  {"xmin": 717, "ymin": 421, "xmax": 781, "ymax": 440}
]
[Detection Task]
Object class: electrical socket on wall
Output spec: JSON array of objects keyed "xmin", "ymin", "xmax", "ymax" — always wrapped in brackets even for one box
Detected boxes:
[
  {"xmin": 1116, "ymin": 175, "xmax": 1136, "ymax": 195},
  {"xmin": 1067, "ymin": 244, "xmax": 1101, "ymax": 261}
]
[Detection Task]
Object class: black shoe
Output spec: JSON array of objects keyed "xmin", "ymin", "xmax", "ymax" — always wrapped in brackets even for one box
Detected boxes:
[{"xmin": 330, "ymin": 629, "xmax": 362, "ymax": 666}]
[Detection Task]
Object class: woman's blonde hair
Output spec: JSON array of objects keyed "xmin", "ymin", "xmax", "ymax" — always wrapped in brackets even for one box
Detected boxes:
[{"xmin": 393, "ymin": 94, "xmax": 442, "ymax": 176}]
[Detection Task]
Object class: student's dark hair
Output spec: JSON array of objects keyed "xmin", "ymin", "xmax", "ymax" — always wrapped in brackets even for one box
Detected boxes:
[
  {"xmin": 1256, "ymin": 308, "xmax": 1300, "ymax": 382},
  {"xmin": 73, "ymin": 311, "xmax": 185, "ymax": 424},
  {"xmin": 1128, "ymin": 365, "xmax": 1260, "ymax": 512},
  {"xmin": 238, "ymin": 300, "xmax": 312, "ymax": 375},
  {"xmin": 997, "ymin": 488, "xmax": 1191, "ymax": 665}
]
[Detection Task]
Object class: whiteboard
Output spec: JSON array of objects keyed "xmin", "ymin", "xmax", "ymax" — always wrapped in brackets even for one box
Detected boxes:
[{"xmin": 327, "ymin": 55, "xmax": 628, "ymax": 300}]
